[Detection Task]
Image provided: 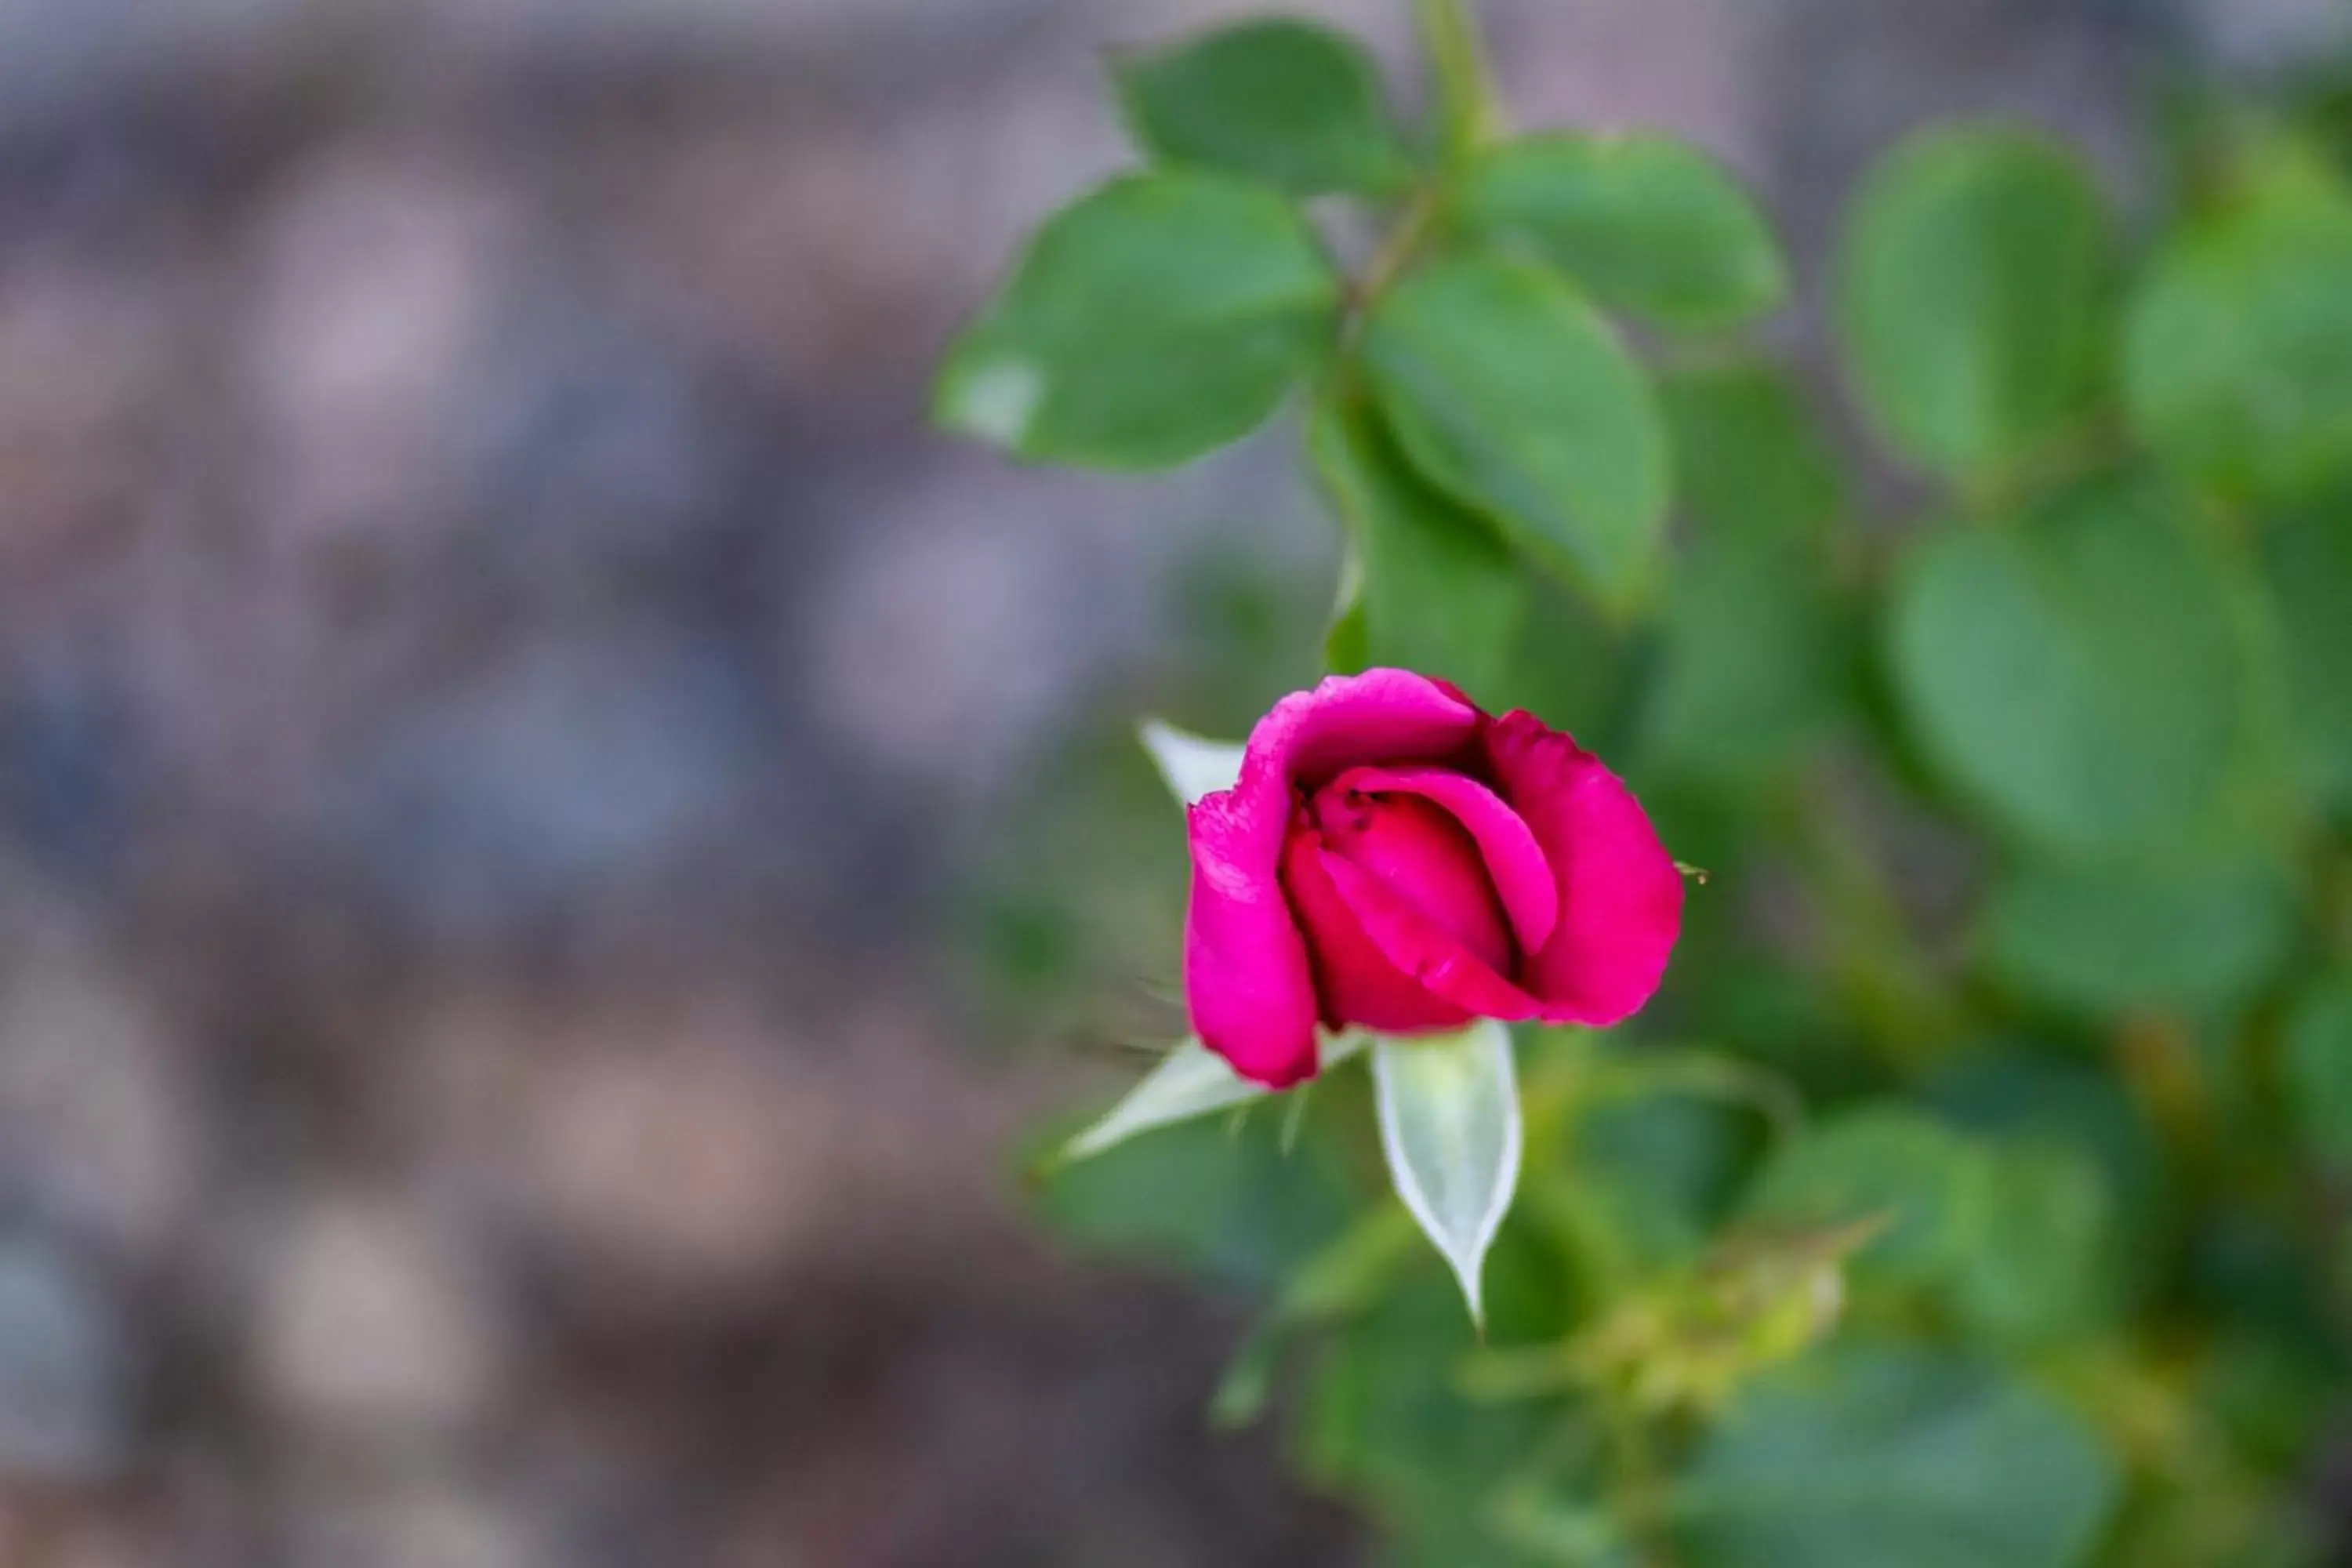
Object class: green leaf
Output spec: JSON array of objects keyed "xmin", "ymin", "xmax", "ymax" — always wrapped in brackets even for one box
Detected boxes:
[
  {"xmin": 1836, "ymin": 127, "xmax": 2110, "ymax": 483},
  {"xmin": 2125, "ymin": 159, "xmax": 2352, "ymax": 506},
  {"xmin": 1359, "ymin": 251, "xmax": 1669, "ymax": 608},
  {"xmin": 1037, "ymin": 1094, "xmax": 1356, "ymax": 1293},
  {"xmin": 1979, "ymin": 856, "xmax": 2297, "ymax": 1020},
  {"xmin": 935, "ymin": 172, "xmax": 1339, "ymax": 468},
  {"xmin": 1742, "ymin": 1107, "xmax": 1987, "ymax": 1289},
  {"xmin": 1887, "ymin": 478, "xmax": 2255, "ymax": 858},
  {"xmin": 1207, "ymin": 1323, "xmax": 1284, "ymax": 1430},
  {"xmin": 1299, "ymin": 1273, "xmax": 1555, "ymax": 1559},
  {"xmin": 1372, "ymin": 1020, "xmax": 1523, "ymax": 1325},
  {"xmin": 2100, "ymin": 1460, "xmax": 2319, "ymax": 1568},
  {"xmin": 1643, "ymin": 530, "xmax": 1851, "ymax": 784},
  {"xmin": 1679, "ymin": 1344, "xmax": 2121, "ymax": 1568},
  {"xmin": 1210, "ymin": 1206, "xmax": 1427, "ymax": 1432},
  {"xmin": 1950, "ymin": 1141, "xmax": 2114, "ymax": 1346},
  {"xmin": 2258, "ymin": 501, "xmax": 2352, "ymax": 816},
  {"xmin": 2200, "ymin": 1325, "xmax": 2343, "ymax": 1475},
  {"xmin": 1113, "ymin": 18, "xmax": 1416, "ymax": 197},
  {"xmin": 1276, "ymin": 1203, "xmax": 1426, "ymax": 1324},
  {"xmin": 1641, "ymin": 358, "xmax": 1853, "ymax": 783},
  {"xmin": 1577, "ymin": 1087, "xmax": 1761, "ymax": 1240},
  {"xmin": 1136, "ymin": 718, "xmax": 1244, "ymax": 807},
  {"xmin": 1929, "ymin": 1051, "xmax": 2166, "ymax": 1312},
  {"xmin": 1062, "ymin": 1033, "xmax": 1364, "ymax": 1163},
  {"xmin": 1476, "ymin": 572, "xmax": 1631, "ymax": 748},
  {"xmin": 2284, "ymin": 974, "xmax": 2352, "ymax": 1166},
  {"xmin": 1062, "ymin": 1037, "xmax": 1250, "ymax": 1160},
  {"xmin": 1323, "ymin": 572, "xmax": 1370, "ymax": 674},
  {"xmin": 1660, "ymin": 358, "xmax": 1848, "ymax": 541},
  {"xmin": 1308, "ymin": 394, "xmax": 1530, "ymax": 696},
  {"xmin": 1455, "ymin": 132, "xmax": 1788, "ymax": 331}
]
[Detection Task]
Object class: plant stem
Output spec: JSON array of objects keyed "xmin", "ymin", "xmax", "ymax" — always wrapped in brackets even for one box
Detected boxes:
[
  {"xmin": 1602, "ymin": 1392, "xmax": 1678, "ymax": 1567},
  {"xmin": 1775, "ymin": 773, "xmax": 1966, "ymax": 1073},
  {"xmin": 1413, "ymin": 0, "xmax": 1501, "ymax": 169},
  {"xmin": 1348, "ymin": 188, "xmax": 1438, "ymax": 311}
]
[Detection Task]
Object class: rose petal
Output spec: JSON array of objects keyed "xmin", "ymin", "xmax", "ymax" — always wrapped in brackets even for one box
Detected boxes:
[
  {"xmin": 1330, "ymin": 765, "xmax": 1558, "ymax": 955},
  {"xmin": 1282, "ymin": 827, "xmax": 1475, "ymax": 1034},
  {"xmin": 1312, "ymin": 790, "xmax": 1512, "ymax": 975},
  {"xmin": 1483, "ymin": 710, "xmax": 1682, "ymax": 1025},
  {"xmin": 1184, "ymin": 670, "xmax": 1479, "ymax": 1086},
  {"xmin": 1276, "ymin": 667, "xmax": 1484, "ymax": 782},
  {"xmin": 1314, "ymin": 850, "xmax": 1552, "ymax": 1026}
]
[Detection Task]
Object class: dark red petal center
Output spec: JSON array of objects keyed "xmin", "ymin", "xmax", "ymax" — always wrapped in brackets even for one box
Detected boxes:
[{"xmin": 1306, "ymin": 783, "xmax": 1512, "ymax": 976}]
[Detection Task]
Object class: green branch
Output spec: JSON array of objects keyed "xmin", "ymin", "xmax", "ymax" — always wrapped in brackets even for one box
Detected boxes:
[{"xmin": 1414, "ymin": 0, "xmax": 1502, "ymax": 168}]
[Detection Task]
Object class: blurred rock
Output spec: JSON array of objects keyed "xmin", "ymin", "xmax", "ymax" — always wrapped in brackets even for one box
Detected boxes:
[
  {"xmin": 249, "ymin": 1196, "xmax": 506, "ymax": 1439},
  {"xmin": 0, "ymin": 657, "xmax": 147, "ymax": 898},
  {"xmin": 0, "ymin": 955, "xmax": 201, "ymax": 1262},
  {"xmin": 453, "ymin": 290, "xmax": 758, "ymax": 603},
  {"xmin": 803, "ymin": 468, "xmax": 1121, "ymax": 797},
  {"xmin": 607, "ymin": 116, "xmax": 984, "ymax": 416},
  {"xmin": 234, "ymin": 134, "xmax": 522, "ymax": 544},
  {"xmin": 1766, "ymin": 0, "xmax": 2151, "ymax": 266},
  {"xmin": 284, "ymin": 1480, "xmax": 546, "ymax": 1568},
  {"xmin": 0, "ymin": 1239, "xmax": 133, "ymax": 1481},
  {"xmin": 0, "ymin": 0, "xmax": 310, "ymax": 137},
  {"xmin": 1491, "ymin": 0, "xmax": 1766, "ymax": 165},
  {"xmin": 333, "ymin": 625, "xmax": 766, "ymax": 942},
  {"xmin": 0, "ymin": 1504, "xmax": 178, "ymax": 1568},
  {"xmin": 0, "ymin": 256, "xmax": 183, "ymax": 583},
  {"xmin": 2176, "ymin": 0, "xmax": 2352, "ymax": 73},
  {"xmin": 510, "ymin": 1006, "xmax": 839, "ymax": 1299}
]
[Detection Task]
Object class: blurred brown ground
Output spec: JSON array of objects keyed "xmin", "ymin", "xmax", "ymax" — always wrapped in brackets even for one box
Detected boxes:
[{"xmin": 0, "ymin": 0, "xmax": 2337, "ymax": 1563}]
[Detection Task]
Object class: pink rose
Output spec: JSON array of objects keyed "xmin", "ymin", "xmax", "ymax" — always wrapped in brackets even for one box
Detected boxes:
[{"xmin": 1185, "ymin": 669, "xmax": 1684, "ymax": 1087}]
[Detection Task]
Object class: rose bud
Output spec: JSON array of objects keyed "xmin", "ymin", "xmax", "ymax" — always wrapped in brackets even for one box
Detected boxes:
[{"xmin": 1185, "ymin": 668, "xmax": 1683, "ymax": 1087}]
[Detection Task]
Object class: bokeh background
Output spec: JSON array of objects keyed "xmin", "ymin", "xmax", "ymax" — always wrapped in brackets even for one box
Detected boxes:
[{"xmin": 0, "ymin": 0, "xmax": 2348, "ymax": 1563}]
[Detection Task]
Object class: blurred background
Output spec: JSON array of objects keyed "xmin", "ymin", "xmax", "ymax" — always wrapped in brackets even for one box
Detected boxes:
[{"xmin": 0, "ymin": 0, "xmax": 2350, "ymax": 1563}]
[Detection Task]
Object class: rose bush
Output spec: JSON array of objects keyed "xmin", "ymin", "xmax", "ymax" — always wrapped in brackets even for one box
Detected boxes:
[
  {"xmin": 1185, "ymin": 667, "xmax": 1683, "ymax": 1087},
  {"xmin": 961, "ymin": 7, "xmax": 2352, "ymax": 1555}
]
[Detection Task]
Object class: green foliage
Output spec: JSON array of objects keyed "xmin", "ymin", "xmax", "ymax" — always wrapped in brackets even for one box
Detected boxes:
[
  {"xmin": 1979, "ymin": 856, "xmax": 2299, "ymax": 1020},
  {"xmin": 1062, "ymin": 1031, "xmax": 1365, "ymax": 1161},
  {"xmin": 1679, "ymin": 1344, "xmax": 2122, "ymax": 1568},
  {"xmin": 1660, "ymin": 357, "xmax": 1847, "ymax": 540},
  {"xmin": 1310, "ymin": 394, "xmax": 1528, "ymax": 698},
  {"xmin": 1837, "ymin": 127, "xmax": 2111, "ymax": 485},
  {"xmin": 1298, "ymin": 1271, "xmax": 1560, "ymax": 1559},
  {"xmin": 1481, "ymin": 571, "xmax": 1632, "ymax": 743},
  {"xmin": 2259, "ymin": 503, "xmax": 2352, "ymax": 815},
  {"xmin": 1359, "ymin": 252, "xmax": 1669, "ymax": 609},
  {"xmin": 2125, "ymin": 154, "xmax": 2352, "ymax": 506},
  {"xmin": 1642, "ymin": 360, "xmax": 1856, "ymax": 782},
  {"xmin": 1742, "ymin": 1106, "xmax": 1987, "ymax": 1289},
  {"xmin": 1369, "ymin": 1022, "xmax": 1522, "ymax": 1324},
  {"xmin": 1454, "ymin": 132, "xmax": 1788, "ymax": 331},
  {"xmin": 1576, "ymin": 1078, "xmax": 1759, "ymax": 1237},
  {"xmin": 1643, "ymin": 528, "xmax": 1853, "ymax": 784},
  {"xmin": 1927, "ymin": 1051, "xmax": 2164, "ymax": 1314},
  {"xmin": 2284, "ymin": 974, "xmax": 2352, "ymax": 1165},
  {"xmin": 1886, "ymin": 478, "xmax": 2256, "ymax": 858},
  {"xmin": 952, "ymin": 9, "xmax": 2352, "ymax": 1564},
  {"xmin": 935, "ymin": 172, "xmax": 1338, "ymax": 467},
  {"xmin": 1949, "ymin": 1141, "xmax": 2114, "ymax": 1345},
  {"xmin": 1115, "ymin": 18, "xmax": 1417, "ymax": 196},
  {"xmin": 1036, "ymin": 1098, "xmax": 1357, "ymax": 1294}
]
